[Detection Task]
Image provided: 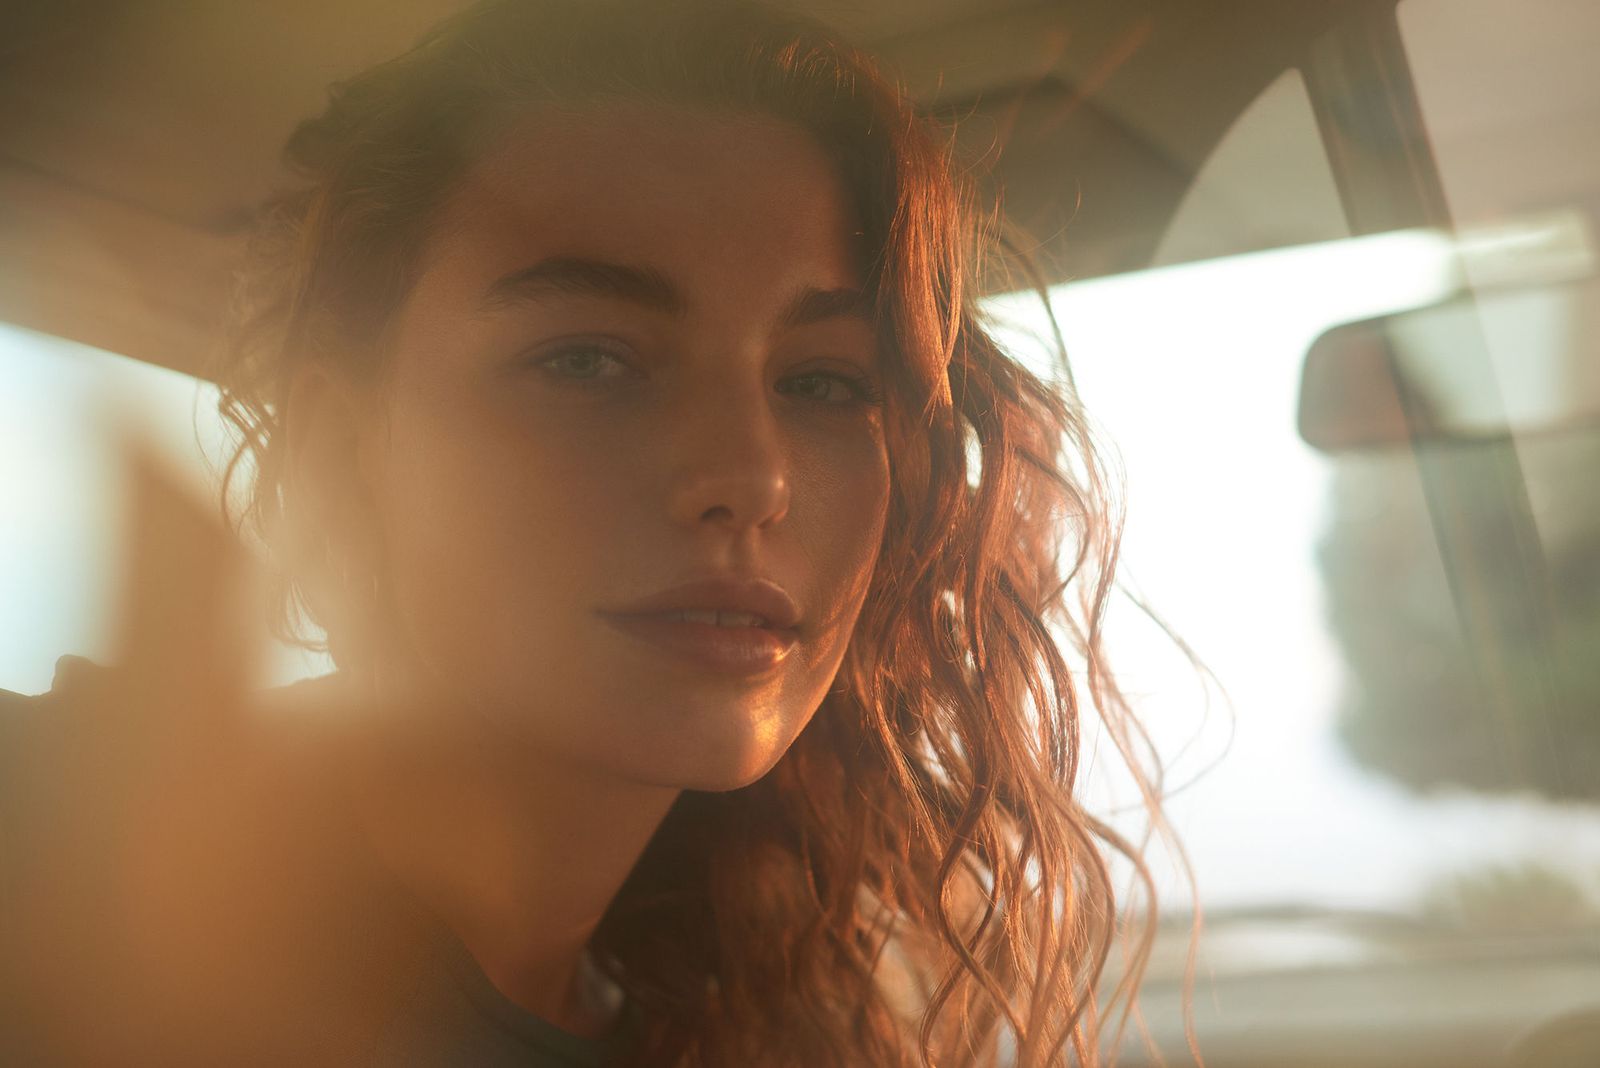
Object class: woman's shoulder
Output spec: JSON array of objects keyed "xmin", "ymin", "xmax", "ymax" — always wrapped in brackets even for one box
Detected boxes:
[
  {"xmin": 0, "ymin": 655, "xmax": 95, "ymax": 733},
  {"xmin": 1, "ymin": 652, "xmax": 348, "ymax": 891},
  {"xmin": 0, "ymin": 674, "xmax": 46, "ymax": 772},
  {"xmin": 0, "ymin": 657, "xmax": 436, "ymax": 1062},
  {"xmin": 0, "ymin": 680, "xmax": 41, "ymax": 713},
  {"xmin": 0, "ymin": 654, "xmax": 341, "ymax": 892},
  {"xmin": 0, "ymin": 657, "xmax": 103, "ymax": 861},
  {"xmin": 0, "ymin": 670, "xmax": 51, "ymax": 907}
]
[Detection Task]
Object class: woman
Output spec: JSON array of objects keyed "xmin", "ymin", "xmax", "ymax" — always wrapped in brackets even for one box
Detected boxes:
[{"xmin": 7, "ymin": 1, "xmax": 1162, "ymax": 1064}]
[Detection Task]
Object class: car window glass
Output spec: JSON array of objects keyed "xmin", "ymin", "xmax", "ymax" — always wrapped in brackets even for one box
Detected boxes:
[
  {"xmin": 1398, "ymin": 0, "xmax": 1600, "ymax": 611},
  {"xmin": 985, "ymin": 55, "xmax": 1600, "ymax": 969},
  {"xmin": 0, "ymin": 324, "xmax": 331, "ymax": 695}
]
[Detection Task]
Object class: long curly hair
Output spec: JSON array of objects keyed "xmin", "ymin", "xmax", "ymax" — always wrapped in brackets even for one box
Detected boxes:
[{"xmin": 215, "ymin": 1, "xmax": 1171, "ymax": 1064}]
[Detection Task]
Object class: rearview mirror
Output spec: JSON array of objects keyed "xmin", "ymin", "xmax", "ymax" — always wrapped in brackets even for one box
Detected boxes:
[{"xmin": 1298, "ymin": 280, "xmax": 1600, "ymax": 451}]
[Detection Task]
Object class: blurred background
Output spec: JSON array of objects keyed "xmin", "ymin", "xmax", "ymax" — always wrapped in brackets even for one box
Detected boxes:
[{"xmin": 3, "ymin": 0, "xmax": 1598, "ymax": 1064}]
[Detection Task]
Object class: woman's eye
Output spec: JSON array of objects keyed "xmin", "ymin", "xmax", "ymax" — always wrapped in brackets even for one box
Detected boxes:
[
  {"xmin": 532, "ymin": 344, "xmax": 632, "ymax": 382},
  {"xmin": 777, "ymin": 371, "xmax": 883, "ymax": 406}
]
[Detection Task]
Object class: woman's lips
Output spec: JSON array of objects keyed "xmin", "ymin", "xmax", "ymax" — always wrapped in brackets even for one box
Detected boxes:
[{"xmin": 597, "ymin": 612, "xmax": 799, "ymax": 674}]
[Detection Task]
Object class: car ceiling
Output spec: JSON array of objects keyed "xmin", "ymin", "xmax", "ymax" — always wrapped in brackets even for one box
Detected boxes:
[{"xmin": 0, "ymin": 0, "xmax": 1349, "ymax": 379}]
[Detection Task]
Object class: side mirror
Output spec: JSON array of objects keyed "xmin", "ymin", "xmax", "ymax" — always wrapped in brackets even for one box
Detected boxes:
[{"xmin": 1298, "ymin": 279, "xmax": 1600, "ymax": 451}]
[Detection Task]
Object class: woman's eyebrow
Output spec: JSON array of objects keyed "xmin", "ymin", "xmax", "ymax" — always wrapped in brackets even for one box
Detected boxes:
[
  {"xmin": 479, "ymin": 257, "xmax": 869, "ymax": 328},
  {"xmin": 777, "ymin": 286, "xmax": 872, "ymax": 329},
  {"xmin": 480, "ymin": 256, "xmax": 685, "ymax": 314}
]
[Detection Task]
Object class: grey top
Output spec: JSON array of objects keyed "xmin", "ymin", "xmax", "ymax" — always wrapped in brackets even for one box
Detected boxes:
[{"xmin": 369, "ymin": 918, "xmax": 636, "ymax": 1067}]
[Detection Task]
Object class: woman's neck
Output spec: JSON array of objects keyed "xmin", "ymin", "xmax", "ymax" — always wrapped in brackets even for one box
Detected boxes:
[{"xmin": 333, "ymin": 683, "xmax": 678, "ymax": 1036}]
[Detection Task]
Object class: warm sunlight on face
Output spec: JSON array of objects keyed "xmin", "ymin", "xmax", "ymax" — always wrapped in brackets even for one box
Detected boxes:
[{"xmin": 361, "ymin": 104, "xmax": 891, "ymax": 790}]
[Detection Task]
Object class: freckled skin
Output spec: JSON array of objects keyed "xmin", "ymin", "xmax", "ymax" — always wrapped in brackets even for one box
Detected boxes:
[{"xmin": 363, "ymin": 104, "xmax": 892, "ymax": 791}]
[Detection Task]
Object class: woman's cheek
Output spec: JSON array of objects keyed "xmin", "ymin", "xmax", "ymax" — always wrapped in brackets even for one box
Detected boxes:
[
  {"xmin": 788, "ymin": 416, "xmax": 891, "ymax": 635},
  {"xmin": 792, "ymin": 411, "xmax": 890, "ymax": 521}
]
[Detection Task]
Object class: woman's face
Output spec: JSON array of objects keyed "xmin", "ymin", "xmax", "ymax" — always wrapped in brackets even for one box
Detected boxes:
[{"xmin": 358, "ymin": 103, "xmax": 891, "ymax": 791}]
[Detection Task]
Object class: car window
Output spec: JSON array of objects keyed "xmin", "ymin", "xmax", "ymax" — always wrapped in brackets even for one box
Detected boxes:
[
  {"xmin": 0, "ymin": 324, "xmax": 331, "ymax": 695},
  {"xmin": 1399, "ymin": 0, "xmax": 1600, "ymax": 565},
  {"xmin": 988, "ymin": 63, "xmax": 1582, "ymax": 911},
  {"xmin": 984, "ymin": 8, "xmax": 1600, "ymax": 1057}
]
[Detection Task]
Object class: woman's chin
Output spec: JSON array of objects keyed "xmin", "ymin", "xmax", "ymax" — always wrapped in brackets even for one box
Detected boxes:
[{"xmin": 580, "ymin": 710, "xmax": 800, "ymax": 793}]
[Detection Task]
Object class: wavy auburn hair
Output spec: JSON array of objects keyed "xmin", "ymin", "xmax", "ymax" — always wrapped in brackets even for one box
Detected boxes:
[{"xmin": 216, "ymin": 1, "xmax": 1171, "ymax": 1064}]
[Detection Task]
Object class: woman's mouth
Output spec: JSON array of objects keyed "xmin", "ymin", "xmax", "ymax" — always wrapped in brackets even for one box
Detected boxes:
[{"xmin": 596, "ymin": 611, "xmax": 799, "ymax": 674}]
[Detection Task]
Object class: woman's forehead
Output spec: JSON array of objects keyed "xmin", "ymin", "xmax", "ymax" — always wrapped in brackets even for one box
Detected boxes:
[{"xmin": 425, "ymin": 102, "xmax": 868, "ymax": 292}]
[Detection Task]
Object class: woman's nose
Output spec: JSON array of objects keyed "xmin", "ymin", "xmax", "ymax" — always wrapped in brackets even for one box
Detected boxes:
[{"xmin": 665, "ymin": 390, "xmax": 791, "ymax": 533}]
